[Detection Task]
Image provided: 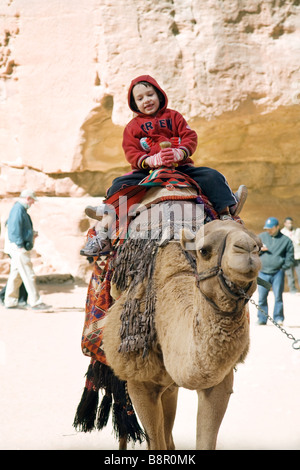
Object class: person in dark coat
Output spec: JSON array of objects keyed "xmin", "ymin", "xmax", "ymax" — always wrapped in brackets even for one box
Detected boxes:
[{"xmin": 257, "ymin": 217, "xmax": 294, "ymax": 325}]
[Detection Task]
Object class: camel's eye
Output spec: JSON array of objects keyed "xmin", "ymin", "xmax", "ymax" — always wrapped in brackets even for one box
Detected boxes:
[{"xmin": 199, "ymin": 246, "xmax": 212, "ymax": 259}]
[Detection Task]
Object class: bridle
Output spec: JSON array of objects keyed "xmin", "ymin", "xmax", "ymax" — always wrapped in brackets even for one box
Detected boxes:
[{"xmin": 193, "ymin": 232, "xmax": 255, "ymax": 316}]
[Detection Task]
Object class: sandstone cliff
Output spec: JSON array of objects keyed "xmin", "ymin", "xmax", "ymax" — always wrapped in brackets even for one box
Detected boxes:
[{"xmin": 1, "ymin": 0, "xmax": 300, "ymax": 278}]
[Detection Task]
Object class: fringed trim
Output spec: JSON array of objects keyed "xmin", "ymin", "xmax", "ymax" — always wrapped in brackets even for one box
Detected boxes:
[
  {"xmin": 73, "ymin": 361, "xmax": 146, "ymax": 444},
  {"xmin": 112, "ymin": 238, "xmax": 159, "ymax": 356},
  {"xmin": 113, "ymin": 238, "xmax": 159, "ymax": 292},
  {"xmin": 73, "ymin": 387, "xmax": 99, "ymax": 433},
  {"xmin": 97, "ymin": 393, "xmax": 112, "ymax": 429}
]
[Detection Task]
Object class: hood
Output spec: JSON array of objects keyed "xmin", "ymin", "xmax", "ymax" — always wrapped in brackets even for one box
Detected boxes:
[{"xmin": 127, "ymin": 75, "xmax": 168, "ymax": 114}]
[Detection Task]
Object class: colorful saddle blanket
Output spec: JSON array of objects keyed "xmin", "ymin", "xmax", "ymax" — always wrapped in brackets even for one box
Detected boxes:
[
  {"xmin": 139, "ymin": 167, "xmax": 196, "ymax": 188},
  {"xmin": 104, "ymin": 168, "xmax": 217, "ymax": 242}
]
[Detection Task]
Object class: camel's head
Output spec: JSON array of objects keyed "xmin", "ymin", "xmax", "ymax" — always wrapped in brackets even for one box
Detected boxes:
[{"xmin": 181, "ymin": 219, "xmax": 262, "ymax": 314}]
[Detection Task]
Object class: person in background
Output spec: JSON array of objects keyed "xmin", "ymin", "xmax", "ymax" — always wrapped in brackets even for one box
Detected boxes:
[
  {"xmin": 257, "ymin": 217, "xmax": 294, "ymax": 325},
  {"xmin": 281, "ymin": 217, "xmax": 300, "ymax": 294},
  {"xmin": 4, "ymin": 189, "xmax": 51, "ymax": 310},
  {"xmin": 0, "ymin": 220, "xmax": 28, "ymax": 306}
]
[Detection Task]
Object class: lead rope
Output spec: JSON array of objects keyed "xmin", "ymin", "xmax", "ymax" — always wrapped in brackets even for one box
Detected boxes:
[{"xmin": 240, "ymin": 280, "xmax": 300, "ymax": 350}]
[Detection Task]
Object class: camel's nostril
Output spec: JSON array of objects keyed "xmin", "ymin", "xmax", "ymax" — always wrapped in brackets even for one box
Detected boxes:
[
  {"xmin": 233, "ymin": 242, "xmax": 259, "ymax": 254},
  {"xmin": 233, "ymin": 243, "xmax": 250, "ymax": 253}
]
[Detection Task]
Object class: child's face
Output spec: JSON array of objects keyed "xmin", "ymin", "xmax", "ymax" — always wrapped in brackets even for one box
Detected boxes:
[{"xmin": 132, "ymin": 83, "xmax": 160, "ymax": 115}]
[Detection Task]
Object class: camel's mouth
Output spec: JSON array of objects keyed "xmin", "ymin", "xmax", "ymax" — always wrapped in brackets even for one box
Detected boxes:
[
  {"xmin": 223, "ymin": 254, "xmax": 261, "ymax": 286},
  {"xmin": 222, "ymin": 272, "xmax": 253, "ymax": 296}
]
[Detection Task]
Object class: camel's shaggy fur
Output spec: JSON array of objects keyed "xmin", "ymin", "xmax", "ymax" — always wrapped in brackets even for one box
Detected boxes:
[{"xmin": 103, "ymin": 218, "xmax": 262, "ymax": 449}]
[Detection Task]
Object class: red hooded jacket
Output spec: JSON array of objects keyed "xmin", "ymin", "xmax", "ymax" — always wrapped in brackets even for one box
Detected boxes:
[{"xmin": 122, "ymin": 75, "xmax": 198, "ymax": 169}]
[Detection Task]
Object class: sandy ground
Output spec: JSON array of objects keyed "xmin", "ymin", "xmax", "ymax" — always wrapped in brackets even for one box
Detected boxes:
[{"xmin": 0, "ymin": 280, "xmax": 299, "ymax": 451}]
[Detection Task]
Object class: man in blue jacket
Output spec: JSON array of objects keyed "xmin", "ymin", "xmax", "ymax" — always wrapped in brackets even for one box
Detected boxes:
[
  {"xmin": 4, "ymin": 189, "xmax": 51, "ymax": 310},
  {"xmin": 257, "ymin": 217, "xmax": 294, "ymax": 325}
]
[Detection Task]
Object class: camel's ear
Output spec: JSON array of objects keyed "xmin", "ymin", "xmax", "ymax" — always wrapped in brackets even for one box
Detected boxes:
[{"xmin": 180, "ymin": 228, "xmax": 196, "ymax": 253}]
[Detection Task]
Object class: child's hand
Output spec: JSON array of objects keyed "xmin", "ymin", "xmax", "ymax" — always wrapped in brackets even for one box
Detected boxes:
[
  {"xmin": 144, "ymin": 152, "xmax": 163, "ymax": 168},
  {"xmin": 161, "ymin": 148, "xmax": 176, "ymax": 167},
  {"xmin": 161, "ymin": 148, "xmax": 185, "ymax": 166},
  {"xmin": 144, "ymin": 148, "xmax": 185, "ymax": 168},
  {"xmin": 140, "ymin": 137, "xmax": 155, "ymax": 151}
]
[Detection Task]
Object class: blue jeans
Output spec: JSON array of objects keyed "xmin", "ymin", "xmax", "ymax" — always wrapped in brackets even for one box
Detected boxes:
[{"xmin": 257, "ymin": 270, "xmax": 285, "ymax": 324}]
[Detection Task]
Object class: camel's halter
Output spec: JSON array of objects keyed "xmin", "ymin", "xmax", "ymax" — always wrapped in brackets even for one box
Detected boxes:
[
  {"xmin": 193, "ymin": 232, "xmax": 300, "ymax": 350},
  {"xmin": 194, "ymin": 232, "xmax": 255, "ymax": 316}
]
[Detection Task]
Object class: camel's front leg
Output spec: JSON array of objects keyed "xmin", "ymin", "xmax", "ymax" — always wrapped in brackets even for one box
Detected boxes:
[
  {"xmin": 196, "ymin": 370, "xmax": 234, "ymax": 450},
  {"xmin": 127, "ymin": 380, "xmax": 171, "ymax": 450},
  {"xmin": 161, "ymin": 383, "xmax": 178, "ymax": 450}
]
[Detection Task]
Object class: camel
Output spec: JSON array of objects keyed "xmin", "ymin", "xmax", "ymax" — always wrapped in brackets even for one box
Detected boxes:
[{"xmin": 102, "ymin": 209, "xmax": 262, "ymax": 450}]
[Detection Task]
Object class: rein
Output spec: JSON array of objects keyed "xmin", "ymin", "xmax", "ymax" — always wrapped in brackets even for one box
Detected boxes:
[{"xmin": 193, "ymin": 232, "xmax": 254, "ymax": 315}]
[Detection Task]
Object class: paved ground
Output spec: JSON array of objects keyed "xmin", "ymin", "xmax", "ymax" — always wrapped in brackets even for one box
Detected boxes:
[{"xmin": 0, "ymin": 281, "xmax": 299, "ymax": 450}]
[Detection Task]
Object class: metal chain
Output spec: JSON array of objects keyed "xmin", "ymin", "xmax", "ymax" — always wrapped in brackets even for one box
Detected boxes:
[{"xmin": 242, "ymin": 292, "xmax": 300, "ymax": 351}]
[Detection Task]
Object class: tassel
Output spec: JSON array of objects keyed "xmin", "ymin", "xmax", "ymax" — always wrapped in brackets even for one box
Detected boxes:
[
  {"xmin": 97, "ymin": 393, "xmax": 112, "ymax": 429},
  {"xmin": 124, "ymin": 403, "xmax": 147, "ymax": 444},
  {"xmin": 74, "ymin": 361, "xmax": 146, "ymax": 444},
  {"xmin": 73, "ymin": 387, "xmax": 99, "ymax": 432},
  {"xmin": 112, "ymin": 402, "xmax": 128, "ymax": 439},
  {"xmin": 112, "ymin": 401, "xmax": 146, "ymax": 445},
  {"xmin": 73, "ymin": 361, "xmax": 101, "ymax": 432}
]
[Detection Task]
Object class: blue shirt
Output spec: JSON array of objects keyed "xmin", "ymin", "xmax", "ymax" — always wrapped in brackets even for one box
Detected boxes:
[{"xmin": 7, "ymin": 201, "xmax": 34, "ymax": 250}]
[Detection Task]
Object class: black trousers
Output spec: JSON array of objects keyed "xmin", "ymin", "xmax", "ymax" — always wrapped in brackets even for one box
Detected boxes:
[
  {"xmin": 106, "ymin": 165, "xmax": 236, "ymax": 213},
  {"xmin": 0, "ymin": 282, "xmax": 28, "ymax": 304}
]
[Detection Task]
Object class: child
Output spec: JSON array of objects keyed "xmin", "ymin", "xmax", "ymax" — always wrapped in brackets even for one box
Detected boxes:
[{"xmin": 80, "ymin": 75, "xmax": 247, "ymax": 257}]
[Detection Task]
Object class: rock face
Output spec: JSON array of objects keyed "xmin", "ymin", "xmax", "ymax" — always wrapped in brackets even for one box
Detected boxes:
[{"xmin": 1, "ymin": 0, "xmax": 300, "ymax": 278}]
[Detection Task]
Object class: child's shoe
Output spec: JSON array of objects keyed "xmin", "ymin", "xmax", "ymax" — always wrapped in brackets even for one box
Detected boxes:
[
  {"xmin": 80, "ymin": 233, "xmax": 112, "ymax": 257},
  {"xmin": 85, "ymin": 205, "xmax": 105, "ymax": 221},
  {"xmin": 85, "ymin": 204, "xmax": 115, "ymax": 221},
  {"xmin": 219, "ymin": 213, "xmax": 232, "ymax": 221},
  {"xmin": 230, "ymin": 185, "xmax": 248, "ymax": 216}
]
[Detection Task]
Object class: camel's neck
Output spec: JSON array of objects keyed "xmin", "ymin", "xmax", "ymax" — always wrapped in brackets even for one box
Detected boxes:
[{"xmin": 154, "ymin": 242, "xmax": 249, "ymax": 390}]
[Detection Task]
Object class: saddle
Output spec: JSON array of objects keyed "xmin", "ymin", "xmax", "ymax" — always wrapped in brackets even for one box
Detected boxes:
[{"xmin": 105, "ymin": 167, "xmax": 217, "ymax": 244}]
